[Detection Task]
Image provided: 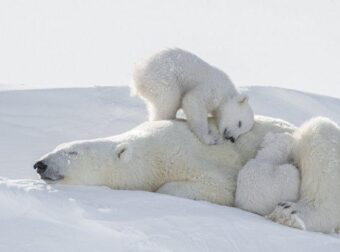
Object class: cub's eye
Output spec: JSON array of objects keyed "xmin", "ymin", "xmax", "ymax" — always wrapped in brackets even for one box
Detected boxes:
[{"xmin": 238, "ymin": 121, "xmax": 242, "ymax": 128}]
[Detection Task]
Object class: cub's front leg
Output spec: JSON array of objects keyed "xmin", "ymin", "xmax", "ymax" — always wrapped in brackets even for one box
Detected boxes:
[{"xmin": 182, "ymin": 90, "xmax": 222, "ymax": 145}]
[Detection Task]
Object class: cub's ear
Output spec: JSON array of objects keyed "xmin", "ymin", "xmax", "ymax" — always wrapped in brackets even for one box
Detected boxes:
[
  {"xmin": 114, "ymin": 142, "xmax": 132, "ymax": 162},
  {"xmin": 238, "ymin": 94, "xmax": 249, "ymax": 104}
]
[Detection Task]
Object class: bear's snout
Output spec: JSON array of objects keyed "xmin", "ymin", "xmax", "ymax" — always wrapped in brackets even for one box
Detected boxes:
[
  {"xmin": 34, "ymin": 161, "xmax": 48, "ymax": 176},
  {"xmin": 223, "ymin": 129, "xmax": 235, "ymax": 143},
  {"xmin": 34, "ymin": 158, "xmax": 65, "ymax": 181}
]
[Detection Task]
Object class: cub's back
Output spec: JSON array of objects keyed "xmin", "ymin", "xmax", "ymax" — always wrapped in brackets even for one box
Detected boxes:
[{"xmin": 132, "ymin": 48, "xmax": 230, "ymax": 92}]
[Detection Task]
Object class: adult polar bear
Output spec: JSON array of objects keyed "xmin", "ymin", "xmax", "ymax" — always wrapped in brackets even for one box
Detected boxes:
[
  {"xmin": 34, "ymin": 116, "xmax": 340, "ymax": 233},
  {"xmin": 34, "ymin": 116, "xmax": 293, "ymax": 207}
]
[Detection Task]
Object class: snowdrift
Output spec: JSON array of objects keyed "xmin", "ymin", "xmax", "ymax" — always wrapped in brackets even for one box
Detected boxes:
[{"xmin": 1, "ymin": 86, "xmax": 340, "ymax": 251}]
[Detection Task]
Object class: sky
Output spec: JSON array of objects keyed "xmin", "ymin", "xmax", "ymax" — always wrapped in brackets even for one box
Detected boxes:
[{"xmin": 0, "ymin": 0, "xmax": 339, "ymax": 98}]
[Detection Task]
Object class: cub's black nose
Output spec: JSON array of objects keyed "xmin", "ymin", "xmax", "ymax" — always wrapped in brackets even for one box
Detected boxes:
[
  {"xmin": 34, "ymin": 161, "xmax": 47, "ymax": 175},
  {"xmin": 223, "ymin": 129, "xmax": 235, "ymax": 143},
  {"xmin": 227, "ymin": 137, "xmax": 235, "ymax": 143}
]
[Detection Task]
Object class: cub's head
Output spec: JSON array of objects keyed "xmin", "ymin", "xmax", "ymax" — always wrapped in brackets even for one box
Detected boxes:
[{"xmin": 217, "ymin": 94, "xmax": 254, "ymax": 142}]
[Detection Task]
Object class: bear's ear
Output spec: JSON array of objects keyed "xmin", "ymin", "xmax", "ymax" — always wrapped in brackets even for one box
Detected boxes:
[
  {"xmin": 114, "ymin": 142, "xmax": 132, "ymax": 162},
  {"xmin": 238, "ymin": 94, "xmax": 249, "ymax": 105}
]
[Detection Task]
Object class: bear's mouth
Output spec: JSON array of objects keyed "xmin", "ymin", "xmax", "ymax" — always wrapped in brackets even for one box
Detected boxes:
[{"xmin": 40, "ymin": 174, "xmax": 64, "ymax": 181}]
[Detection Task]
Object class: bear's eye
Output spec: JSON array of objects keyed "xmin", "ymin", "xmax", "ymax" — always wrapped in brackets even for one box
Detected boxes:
[{"xmin": 238, "ymin": 121, "xmax": 242, "ymax": 128}]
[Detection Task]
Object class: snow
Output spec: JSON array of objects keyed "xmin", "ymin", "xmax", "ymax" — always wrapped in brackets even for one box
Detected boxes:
[{"xmin": 1, "ymin": 86, "xmax": 340, "ymax": 251}]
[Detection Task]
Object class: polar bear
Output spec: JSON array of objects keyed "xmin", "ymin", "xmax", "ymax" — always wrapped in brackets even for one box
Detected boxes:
[
  {"xmin": 131, "ymin": 48, "xmax": 254, "ymax": 145},
  {"xmin": 268, "ymin": 117, "xmax": 340, "ymax": 233},
  {"xmin": 34, "ymin": 116, "xmax": 293, "ymax": 206},
  {"xmin": 235, "ymin": 132, "xmax": 300, "ymax": 216}
]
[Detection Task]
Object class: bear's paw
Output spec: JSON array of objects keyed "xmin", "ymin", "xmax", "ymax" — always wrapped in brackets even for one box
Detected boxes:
[{"xmin": 266, "ymin": 201, "xmax": 306, "ymax": 230}]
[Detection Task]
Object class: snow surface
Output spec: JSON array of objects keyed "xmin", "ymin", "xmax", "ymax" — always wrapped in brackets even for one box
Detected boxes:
[{"xmin": 1, "ymin": 86, "xmax": 340, "ymax": 251}]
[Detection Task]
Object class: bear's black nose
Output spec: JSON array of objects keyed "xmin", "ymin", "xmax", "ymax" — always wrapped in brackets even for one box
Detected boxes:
[{"xmin": 34, "ymin": 161, "xmax": 48, "ymax": 175}]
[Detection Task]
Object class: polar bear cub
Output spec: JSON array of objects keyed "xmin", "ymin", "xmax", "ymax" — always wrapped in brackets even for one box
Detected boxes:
[
  {"xmin": 131, "ymin": 48, "xmax": 254, "ymax": 144},
  {"xmin": 235, "ymin": 132, "xmax": 300, "ymax": 216}
]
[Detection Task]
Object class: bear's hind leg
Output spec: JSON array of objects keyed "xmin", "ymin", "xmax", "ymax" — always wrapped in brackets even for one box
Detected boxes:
[
  {"xmin": 267, "ymin": 201, "xmax": 308, "ymax": 230},
  {"xmin": 267, "ymin": 200, "xmax": 339, "ymax": 233}
]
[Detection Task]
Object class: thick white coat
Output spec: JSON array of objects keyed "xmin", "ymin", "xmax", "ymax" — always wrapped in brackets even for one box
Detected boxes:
[{"xmin": 131, "ymin": 48, "xmax": 254, "ymax": 144}]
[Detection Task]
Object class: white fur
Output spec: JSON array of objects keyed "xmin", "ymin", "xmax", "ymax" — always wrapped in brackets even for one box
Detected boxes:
[
  {"xmin": 235, "ymin": 132, "xmax": 300, "ymax": 216},
  {"xmin": 131, "ymin": 48, "xmax": 254, "ymax": 144},
  {"xmin": 35, "ymin": 116, "xmax": 294, "ymax": 206},
  {"xmin": 268, "ymin": 117, "xmax": 340, "ymax": 233}
]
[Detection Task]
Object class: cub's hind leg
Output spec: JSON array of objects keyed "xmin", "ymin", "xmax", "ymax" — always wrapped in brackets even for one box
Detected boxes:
[{"xmin": 145, "ymin": 87, "xmax": 182, "ymax": 121}]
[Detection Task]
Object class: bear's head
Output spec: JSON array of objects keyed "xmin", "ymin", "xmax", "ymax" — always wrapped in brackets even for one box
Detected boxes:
[
  {"xmin": 33, "ymin": 136, "xmax": 145, "ymax": 187},
  {"xmin": 216, "ymin": 94, "xmax": 255, "ymax": 142}
]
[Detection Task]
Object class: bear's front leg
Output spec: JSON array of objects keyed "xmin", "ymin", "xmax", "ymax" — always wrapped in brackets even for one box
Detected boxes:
[{"xmin": 156, "ymin": 181, "xmax": 231, "ymax": 205}]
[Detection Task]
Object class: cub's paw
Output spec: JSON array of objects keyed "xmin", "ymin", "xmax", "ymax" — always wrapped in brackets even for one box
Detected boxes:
[
  {"xmin": 200, "ymin": 134, "xmax": 223, "ymax": 145},
  {"xmin": 266, "ymin": 202, "xmax": 306, "ymax": 230}
]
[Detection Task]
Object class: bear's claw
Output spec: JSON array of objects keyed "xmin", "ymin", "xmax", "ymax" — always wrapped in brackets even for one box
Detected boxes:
[{"xmin": 266, "ymin": 201, "xmax": 306, "ymax": 230}]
